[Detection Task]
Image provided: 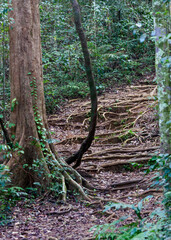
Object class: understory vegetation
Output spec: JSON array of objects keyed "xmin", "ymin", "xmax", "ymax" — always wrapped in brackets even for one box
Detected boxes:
[
  {"xmin": 0, "ymin": 0, "xmax": 155, "ymax": 114},
  {"xmin": 40, "ymin": 0, "xmax": 155, "ymax": 113},
  {"xmin": 0, "ymin": 0, "xmax": 170, "ymax": 239},
  {"xmin": 92, "ymin": 154, "xmax": 171, "ymax": 240}
]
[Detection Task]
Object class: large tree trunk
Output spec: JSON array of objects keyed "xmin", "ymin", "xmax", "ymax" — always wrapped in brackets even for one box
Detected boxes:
[
  {"xmin": 7, "ymin": 0, "xmax": 91, "ymax": 201},
  {"xmin": 8, "ymin": 0, "xmax": 51, "ymax": 188}
]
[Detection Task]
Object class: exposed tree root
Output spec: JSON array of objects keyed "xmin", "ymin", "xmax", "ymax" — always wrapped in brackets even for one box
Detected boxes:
[
  {"xmin": 110, "ymin": 97, "xmax": 154, "ymax": 107},
  {"xmin": 106, "ymin": 212, "xmax": 117, "ymax": 221},
  {"xmin": 100, "ymin": 157, "xmax": 150, "ymax": 168},
  {"xmin": 88, "ymin": 197, "xmax": 123, "ymax": 204},
  {"xmin": 83, "ymin": 146, "xmax": 159, "ymax": 158},
  {"xmin": 46, "ymin": 83, "xmax": 158, "ymax": 202},
  {"xmin": 110, "ymin": 178, "xmax": 143, "ymax": 188},
  {"xmin": 66, "ymin": 111, "xmax": 88, "ymax": 123},
  {"xmin": 83, "ymin": 154, "xmax": 150, "ymax": 162},
  {"xmin": 129, "ymin": 84, "xmax": 156, "ymax": 89},
  {"xmin": 119, "ymin": 189, "xmax": 163, "ymax": 199}
]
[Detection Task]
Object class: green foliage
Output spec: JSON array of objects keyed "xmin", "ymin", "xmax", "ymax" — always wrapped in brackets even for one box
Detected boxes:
[
  {"xmin": 91, "ymin": 204, "xmax": 170, "ymax": 240},
  {"xmin": 0, "ymin": 164, "xmax": 27, "ymax": 226},
  {"xmin": 146, "ymin": 154, "xmax": 171, "ymax": 217},
  {"xmin": 45, "ymin": 81, "xmax": 90, "ymax": 113},
  {"xmin": 91, "ymin": 152, "xmax": 171, "ymax": 239},
  {"xmin": 104, "ymin": 197, "xmax": 153, "ymax": 220},
  {"xmin": 0, "ymin": 1, "xmax": 10, "ymax": 119},
  {"xmin": 0, "ymin": 143, "xmax": 12, "ymax": 160},
  {"xmin": 0, "ymin": 0, "xmax": 155, "ymax": 114},
  {"xmin": 40, "ymin": 0, "xmax": 155, "ymax": 113}
]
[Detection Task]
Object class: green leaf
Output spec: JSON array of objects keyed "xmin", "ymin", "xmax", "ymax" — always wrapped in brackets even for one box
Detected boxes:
[
  {"xmin": 140, "ymin": 33, "xmax": 147, "ymax": 43},
  {"xmin": 136, "ymin": 22, "xmax": 142, "ymax": 28},
  {"xmin": 9, "ymin": 123, "xmax": 15, "ymax": 128},
  {"xmin": 11, "ymin": 98, "xmax": 18, "ymax": 112}
]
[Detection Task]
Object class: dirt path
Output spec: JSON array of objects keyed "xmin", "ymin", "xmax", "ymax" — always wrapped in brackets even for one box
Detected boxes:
[
  {"xmin": 0, "ymin": 81, "xmax": 162, "ymax": 240},
  {"xmin": 50, "ymin": 82, "xmax": 159, "ymax": 169}
]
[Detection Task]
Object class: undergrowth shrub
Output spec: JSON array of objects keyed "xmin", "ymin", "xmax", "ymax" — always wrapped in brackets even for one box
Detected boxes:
[
  {"xmin": 45, "ymin": 81, "xmax": 89, "ymax": 113},
  {"xmin": 91, "ymin": 154, "xmax": 171, "ymax": 239},
  {"xmin": 91, "ymin": 203, "xmax": 170, "ymax": 240},
  {"xmin": 91, "ymin": 210, "xmax": 170, "ymax": 240},
  {"xmin": 0, "ymin": 161, "xmax": 27, "ymax": 226}
]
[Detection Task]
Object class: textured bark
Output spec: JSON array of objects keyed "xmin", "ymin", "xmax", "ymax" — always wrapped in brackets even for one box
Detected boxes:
[
  {"xmin": 66, "ymin": 0, "xmax": 97, "ymax": 168},
  {"xmin": 153, "ymin": 0, "xmax": 171, "ymax": 154},
  {"xmin": 8, "ymin": 0, "xmax": 51, "ymax": 187},
  {"xmin": 7, "ymin": 0, "xmax": 91, "ymax": 201}
]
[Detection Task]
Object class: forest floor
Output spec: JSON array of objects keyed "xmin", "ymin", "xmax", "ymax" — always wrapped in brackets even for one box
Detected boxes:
[{"xmin": 0, "ymin": 76, "xmax": 163, "ymax": 240}]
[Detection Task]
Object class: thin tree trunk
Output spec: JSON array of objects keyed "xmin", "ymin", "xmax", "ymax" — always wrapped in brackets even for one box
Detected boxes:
[{"xmin": 66, "ymin": 0, "xmax": 98, "ymax": 168}]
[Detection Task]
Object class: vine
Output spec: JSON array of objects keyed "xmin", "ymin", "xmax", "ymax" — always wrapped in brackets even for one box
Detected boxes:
[
  {"xmin": 29, "ymin": 76, "xmax": 69, "ymax": 198},
  {"xmin": 30, "ymin": 77, "xmax": 50, "ymax": 157}
]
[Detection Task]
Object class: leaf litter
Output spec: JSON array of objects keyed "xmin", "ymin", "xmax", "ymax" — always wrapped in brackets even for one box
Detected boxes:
[{"xmin": 0, "ymin": 77, "xmax": 163, "ymax": 240}]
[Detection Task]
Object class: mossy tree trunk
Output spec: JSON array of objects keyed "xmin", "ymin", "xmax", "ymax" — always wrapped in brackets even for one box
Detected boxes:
[
  {"xmin": 153, "ymin": 0, "xmax": 171, "ymax": 154},
  {"xmin": 153, "ymin": 0, "xmax": 171, "ymax": 217},
  {"xmin": 7, "ymin": 0, "xmax": 91, "ymax": 201}
]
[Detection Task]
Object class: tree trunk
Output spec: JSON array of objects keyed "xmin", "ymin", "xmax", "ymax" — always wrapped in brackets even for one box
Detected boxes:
[
  {"xmin": 153, "ymin": 0, "xmax": 171, "ymax": 217},
  {"xmin": 8, "ymin": 0, "xmax": 50, "ymax": 187},
  {"xmin": 66, "ymin": 0, "xmax": 97, "ymax": 168},
  {"xmin": 153, "ymin": 0, "xmax": 171, "ymax": 154},
  {"xmin": 7, "ymin": 0, "xmax": 91, "ymax": 201}
]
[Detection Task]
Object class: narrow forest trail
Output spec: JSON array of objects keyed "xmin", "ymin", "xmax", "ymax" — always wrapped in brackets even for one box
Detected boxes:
[
  {"xmin": 50, "ymin": 81, "xmax": 159, "ymax": 172},
  {"xmin": 0, "ymin": 80, "xmax": 163, "ymax": 240}
]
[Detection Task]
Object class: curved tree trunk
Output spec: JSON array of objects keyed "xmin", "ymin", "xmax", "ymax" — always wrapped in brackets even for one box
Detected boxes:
[
  {"xmin": 7, "ymin": 0, "xmax": 91, "ymax": 201},
  {"xmin": 66, "ymin": 0, "xmax": 98, "ymax": 168}
]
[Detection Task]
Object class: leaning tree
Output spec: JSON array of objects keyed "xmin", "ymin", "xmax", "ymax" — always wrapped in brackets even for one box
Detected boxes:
[{"xmin": 5, "ymin": 0, "xmax": 97, "ymax": 201}]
